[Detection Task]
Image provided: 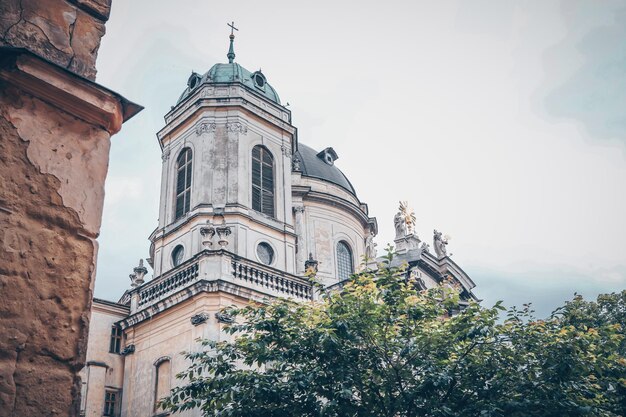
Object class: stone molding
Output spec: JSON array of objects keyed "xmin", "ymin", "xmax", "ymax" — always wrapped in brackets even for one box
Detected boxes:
[{"xmin": 0, "ymin": 48, "xmax": 142, "ymax": 134}]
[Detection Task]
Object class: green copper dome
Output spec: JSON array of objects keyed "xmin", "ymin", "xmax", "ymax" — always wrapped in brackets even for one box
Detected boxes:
[{"xmin": 176, "ymin": 63, "xmax": 281, "ymax": 105}]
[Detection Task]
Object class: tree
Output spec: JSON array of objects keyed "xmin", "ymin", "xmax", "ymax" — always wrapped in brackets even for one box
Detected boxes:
[{"xmin": 161, "ymin": 250, "xmax": 626, "ymax": 417}]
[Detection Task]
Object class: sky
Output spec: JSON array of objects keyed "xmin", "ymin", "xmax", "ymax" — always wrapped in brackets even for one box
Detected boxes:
[{"xmin": 93, "ymin": 0, "xmax": 626, "ymax": 317}]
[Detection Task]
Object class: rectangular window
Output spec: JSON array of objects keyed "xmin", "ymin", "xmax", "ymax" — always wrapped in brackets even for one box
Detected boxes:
[
  {"xmin": 103, "ymin": 390, "xmax": 118, "ymax": 416},
  {"xmin": 109, "ymin": 325, "xmax": 122, "ymax": 354}
]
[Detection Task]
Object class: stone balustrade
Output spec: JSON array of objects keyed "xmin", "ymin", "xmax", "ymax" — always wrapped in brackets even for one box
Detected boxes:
[{"xmin": 231, "ymin": 258, "xmax": 313, "ymax": 300}]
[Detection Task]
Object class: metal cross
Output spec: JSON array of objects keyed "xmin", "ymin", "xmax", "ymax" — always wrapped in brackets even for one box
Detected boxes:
[{"xmin": 228, "ymin": 21, "xmax": 238, "ymax": 36}]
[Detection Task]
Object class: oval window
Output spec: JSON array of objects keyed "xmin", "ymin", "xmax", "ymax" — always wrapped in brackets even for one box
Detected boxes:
[
  {"xmin": 256, "ymin": 242, "xmax": 274, "ymax": 265},
  {"xmin": 172, "ymin": 245, "xmax": 184, "ymax": 267},
  {"xmin": 254, "ymin": 73, "xmax": 265, "ymax": 88}
]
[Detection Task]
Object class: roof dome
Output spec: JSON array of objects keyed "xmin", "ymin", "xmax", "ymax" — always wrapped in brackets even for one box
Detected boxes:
[
  {"xmin": 295, "ymin": 143, "xmax": 357, "ymax": 196},
  {"xmin": 176, "ymin": 63, "xmax": 281, "ymax": 105}
]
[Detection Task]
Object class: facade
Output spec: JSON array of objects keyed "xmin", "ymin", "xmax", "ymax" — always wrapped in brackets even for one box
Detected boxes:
[{"xmin": 80, "ymin": 32, "xmax": 477, "ymax": 417}]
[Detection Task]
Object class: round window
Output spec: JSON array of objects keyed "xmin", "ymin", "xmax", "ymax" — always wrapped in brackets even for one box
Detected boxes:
[
  {"xmin": 256, "ymin": 242, "xmax": 274, "ymax": 265},
  {"xmin": 172, "ymin": 245, "xmax": 184, "ymax": 267}
]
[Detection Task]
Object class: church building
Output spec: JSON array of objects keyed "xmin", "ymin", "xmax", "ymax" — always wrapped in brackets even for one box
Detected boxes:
[{"xmin": 79, "ymin": 28, "xmax": 478, "ymax": 417}]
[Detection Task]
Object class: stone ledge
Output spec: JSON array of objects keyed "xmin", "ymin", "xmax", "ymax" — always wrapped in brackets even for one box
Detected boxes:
[{"xmin": 0, "ymin": 47, "xmax": 142, "ymax": 134}]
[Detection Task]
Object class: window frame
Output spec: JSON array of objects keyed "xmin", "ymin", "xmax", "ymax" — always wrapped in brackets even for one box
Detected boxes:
[
  {"xmin": 109, "ymin": 325, "xmax": 122, "ymax": 354},
  {"xmin": 251, "ymin": 145, "xmax": 275, "ymax": 218},
  {"xmin": 174, "ymin": 148, "xmax": 193, "ymax": 220},
  {"xmin": 103, "ymin": 389, "xmax": 120, "ymax": 417},
  {"xmin": 336, "ymin": 240, "xmax": 354, "ymax": 282}
]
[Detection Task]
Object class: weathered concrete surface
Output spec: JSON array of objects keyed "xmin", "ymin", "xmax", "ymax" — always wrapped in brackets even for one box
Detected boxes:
[
  {"xmin": 0, "ymin": 82, "xmax": 109, "ymax": 416},
  {"xmin": 0, "ymin": 0, "xmax": 111, "ymax": 80}
]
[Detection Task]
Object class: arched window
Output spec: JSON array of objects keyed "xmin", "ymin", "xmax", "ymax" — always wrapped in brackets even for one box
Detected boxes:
[
  {"xmin": 251, "ymin": 145, "xmax": 274, "ymax": 217},
  {"xmin": 154, "ymin": 358, "xmax": 171, "ymax": 412},
  {"xmin": 175, "ymin": 148, "xmax": 192, "ymax": 220},
  {"xmin": 336, "ymin": 241, "xmax": 353, "ymax": 281}
]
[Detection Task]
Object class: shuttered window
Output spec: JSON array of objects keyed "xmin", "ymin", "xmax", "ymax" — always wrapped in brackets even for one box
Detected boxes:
[
  {"xmin": 175, "ymin": 148, "xmax": 192, "ymax": 220},
  {"xmin": 251, "ymin": 146, "xmax": 274, "ymax": 217},
  {"xmin": 336, "ymin": 241, "xmax": 353, "ymax": 281}
]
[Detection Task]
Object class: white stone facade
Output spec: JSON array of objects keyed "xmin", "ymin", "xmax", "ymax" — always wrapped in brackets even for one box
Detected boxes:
[{"xmin": 80, "ymin": 45, "xmax": 477, "ymax": 417}]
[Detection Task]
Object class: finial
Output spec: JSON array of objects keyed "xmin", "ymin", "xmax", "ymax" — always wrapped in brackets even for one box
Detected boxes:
[{"xmin": 227, "ymin": 21, "xmax": 239, "ymax": 63}]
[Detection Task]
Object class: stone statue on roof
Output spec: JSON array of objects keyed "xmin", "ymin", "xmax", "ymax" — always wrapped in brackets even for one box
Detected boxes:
[
  {"xmin": 394, "ymin": 201, "xmax": 416, "ymax": 240},
  {"xmin": 433, "ymin": 229, "xmax": 448, "ymax": 259}
]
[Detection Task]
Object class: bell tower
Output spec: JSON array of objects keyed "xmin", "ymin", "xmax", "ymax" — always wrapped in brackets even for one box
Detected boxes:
[{"xmin": 147, "ymin": 26, "xmax": 298, "ymax": 279}]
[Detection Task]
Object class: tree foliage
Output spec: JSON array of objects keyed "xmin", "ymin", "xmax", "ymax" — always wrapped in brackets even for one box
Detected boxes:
[{"xmin": 161, "ymin": 250, "xmax": 626, "ymax": 417}]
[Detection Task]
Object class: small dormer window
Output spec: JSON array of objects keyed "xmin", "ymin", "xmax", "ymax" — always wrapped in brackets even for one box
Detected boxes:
[
  {"xmin": 187, "ymin": 72, "xmax": 201, "ymax": 90},
  {"xmin": 252, "ymin": 71, "xmax": 266, "ymax": 89},
  {"xmin": 316, "ymin": 147, "xmax": 338, "ymax": 166}
]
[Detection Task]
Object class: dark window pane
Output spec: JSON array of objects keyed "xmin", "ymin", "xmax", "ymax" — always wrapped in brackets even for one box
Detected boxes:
[
  {"xmin": 336, "ymin": 241, "xmax": 353, "ymax": 281},
  {"xmin": 251, "ymin": 146, "xmax": 274, "ymax": 217}
]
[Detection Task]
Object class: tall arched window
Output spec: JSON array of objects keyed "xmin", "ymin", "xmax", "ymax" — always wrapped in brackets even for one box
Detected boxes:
[
  {"xmin": 336, "ymin": 241, "xmax": 353, "ymax": 281},
  {"xmin": 251, "ymin": 145, "xmax": 274, "ymax": 217},
  {"xmin": 175, "ymin": 148, "xmax": 192, "ymax": 220},
  {"xmin": 154, "ymin": 358, "xmax": 171, "ymax": 412}
]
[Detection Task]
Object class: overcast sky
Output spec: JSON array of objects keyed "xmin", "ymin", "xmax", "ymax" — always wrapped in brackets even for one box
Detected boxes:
[{"xmin": 93, "ymin": 0, "xmax": 626, "ymax": 317}]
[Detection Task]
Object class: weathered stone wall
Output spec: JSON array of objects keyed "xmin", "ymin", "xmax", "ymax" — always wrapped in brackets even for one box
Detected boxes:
[
  {"xmin": 0, "ymin": 0, "xmax": 111, "ymax": 81},
  {"xmin": 0, "ymin": 1, "xmax": 139, "ymax": 416},
  {"xmin": 0, "ymin": 83, "xmax": 111, "ymax": 416}
]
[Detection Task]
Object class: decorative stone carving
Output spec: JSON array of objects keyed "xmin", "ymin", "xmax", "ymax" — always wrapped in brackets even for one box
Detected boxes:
[
  {"xmin": 433, "ymin": 229, "xmax": 448, "ymax": 259},
  {"xmin": 215, "ymin": 311, "xmax": 235, "ymax": 323},
  {"xmin": 292, "ymin": 154, "xmax": 302, "ymax": 172},
  {"xmin": 365, "ymin": 232, "xmax": 377, "ymax": 260},
  {"xmin": 394, "ymin": 201, "xmax": 417, "ymax": 240},
  {"xmin": 216, "ymin": 226, "xmax": 232, "ymax": 247},
  {"xmin": 129, "ymin": 259, "xmax": 148, "ymax": 288},
  {"xmin": 190, "ymin": 312, "xmax": 209, "ymax": 326},
  {"xmin": 304, "ymin": 253, "xmax": 318, "ymax": 273},
  {"xmin": 225, "ymin": 122, "xmax": 248, "ymax": 134},
  {"xmin": 420, "ymin": 242, "xmax": 430, "ymax": 253},
  {"xmin": 200, "ymin": 223, "xmax": 216, "ymax": 248},
  {"xmin": 394, "ymin": 211, "xmax": 407, "ymax": 240},
  {"xmin": 293, "ymin": 206, "xmax": 305, "ymax": 214},
  {"xmin": 281, "ymin": 144, "xmax": 291, "ymax": 156},
  {"xmin": 121, "ymin": 344, "xmax": 135, "ymax": 356},
  {"xmin": 161, "ymin": 147, "xmax": 170, "ymax": 162},
  {"xmin": 196, "ymin": 122, "xmax": 216, "ymax": 135},
  {"xmin": 201, "ymin": 87, "xmax": 214, "ymax": 98}
]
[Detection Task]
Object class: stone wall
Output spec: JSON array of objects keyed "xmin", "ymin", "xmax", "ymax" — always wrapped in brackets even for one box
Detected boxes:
[
  {"xmin": 0, "ymin": 1, "xmax": 141, "ymax": 416},
  {"xmin": 0, "ymin": 0, "xmax": 112, "ymax": 80}
]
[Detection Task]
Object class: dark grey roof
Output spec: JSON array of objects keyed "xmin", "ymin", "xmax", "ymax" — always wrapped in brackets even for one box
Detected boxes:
[{"xmin": 295, "ymin": 143, "xmax": 357, "ymax": 196}]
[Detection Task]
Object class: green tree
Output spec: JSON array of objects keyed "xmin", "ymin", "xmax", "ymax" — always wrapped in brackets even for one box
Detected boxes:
[{"xmin": 161, "ymin": 250, "xmax": 626, "ymax": 417}]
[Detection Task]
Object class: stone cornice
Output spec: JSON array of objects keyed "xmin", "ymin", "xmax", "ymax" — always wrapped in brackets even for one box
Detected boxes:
[
  {"xmin": 0, "ymin": 48, "xmax": 142, "ymax": 134},
  {"xmin": 157, "ymin": 93, "xmax": 295, "ymax": 148},
  {"xmin": 293, "ymin": 185, "xmax": 377, "ymax": 233},
  {"xmin": 118, "ymin": 279, "xmax": 294, "ymax": 330}
]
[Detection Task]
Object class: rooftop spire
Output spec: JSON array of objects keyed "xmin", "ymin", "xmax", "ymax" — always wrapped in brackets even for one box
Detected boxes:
[{"xmin": 227, "ymin": 21, "xmax": 238, "ymax": 63}]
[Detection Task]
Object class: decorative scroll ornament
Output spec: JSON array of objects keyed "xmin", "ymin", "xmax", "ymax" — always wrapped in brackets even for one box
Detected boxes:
[
  {"xmin": 190, "ymin": 312, "xmax": 210, "ymax": 326},
  {"xmin": 161, "ymin": 148, "xmax": 171, "ymax": 162},
  {"xmin": 196, "ymin": 122, "xmax": 216, "ymax": 135},
  {"xmin": 215, "ymin": 311, "xmax": 235, "ymax": 324},
  {"xmin": 200, "ymin": 223, "xmax": 216, "ymax": 248},
  {"xmin": 121, "ymin": 344, "xmax": 135, "ymax": 356},
  {"xmin": 293, "ymin": 205, "xmax": 305, "ymax": 214},
  {"xmin": 216, "ymin": 226, "xmax": 232, "ymax": 247},
  {"xmin": 225, "ymin": 122, "xmax": 248, "ymax": 134}
]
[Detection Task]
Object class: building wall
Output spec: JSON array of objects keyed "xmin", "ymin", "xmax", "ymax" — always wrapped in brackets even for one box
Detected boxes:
[
  {"xmin": 0, "ymin": 2, "xmax": 139, "ymax": 415},
  {"xmin": 80, "ymin": 300, "xmax": 128, "ymax": 417},
  {"xmin": 121, "ymin": 292, "xmax": 249, "ymax": 417}
]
